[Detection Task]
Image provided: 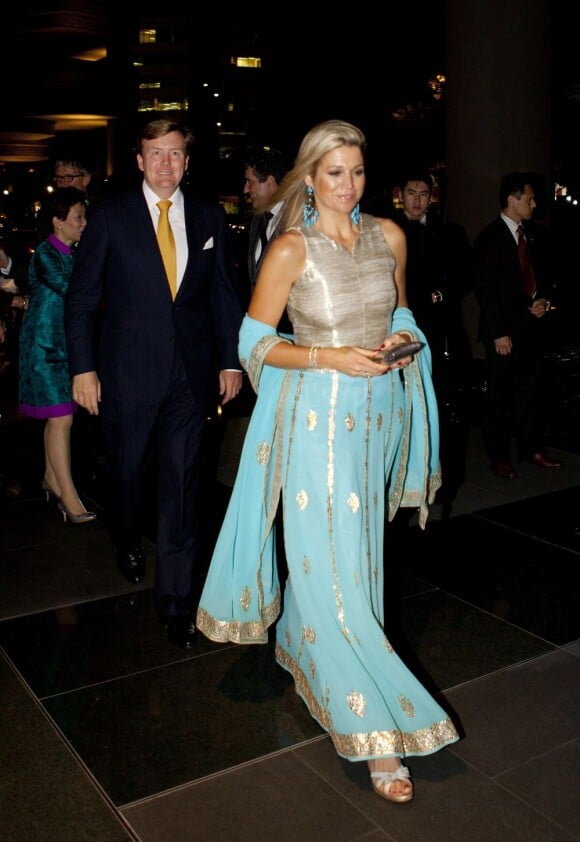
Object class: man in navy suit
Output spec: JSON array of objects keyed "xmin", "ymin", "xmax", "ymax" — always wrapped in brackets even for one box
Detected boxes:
[
  {"xmin": 65, "ymin": 119, "xmax": 243, "ymax": 648},
  {"xmin": 243, "ymin": 148, "xmax": 292, "ymax": 333},
  {"xmin": 243, "ymin": 149, "xmax": 287, "ymax": 289},
  {"xmin": 473, "ymin": 172, "xmax": 560, "ymax": 480}
]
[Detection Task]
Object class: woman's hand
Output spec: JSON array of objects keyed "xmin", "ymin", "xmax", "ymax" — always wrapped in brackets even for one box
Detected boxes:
[
  {"xmin": 371, "ymin": 334, "xmax": 418, "ymax": 367},
  {"xmin": 325, "ymin": 346, "xmax": 395, "ymax": 378}
]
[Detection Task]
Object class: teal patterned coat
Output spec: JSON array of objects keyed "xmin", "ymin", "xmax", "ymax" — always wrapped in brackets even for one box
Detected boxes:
[{"xmin": 18, "ymin": 236, "xmax": 76, "ymax": 417}]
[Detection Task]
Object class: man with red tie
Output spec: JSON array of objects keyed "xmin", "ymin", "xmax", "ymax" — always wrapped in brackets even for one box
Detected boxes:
[
  {"xmin": 65, "ymin": 119, "xmax": 243, "ymax": 648},
  {"xmin": 473, "ymin": 172, "xmax": 561, "ymax": 479}
]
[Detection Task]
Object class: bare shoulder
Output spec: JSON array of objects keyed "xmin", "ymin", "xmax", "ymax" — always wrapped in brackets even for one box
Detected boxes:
[
  {"xmin": 271, "ymin": 228, "xmax": 305, "ymax": 254},
  {"xmin": 265, "ymin": 228, "xmax": 306, "ymax": 271},
  {"xmin": 374, "ymin": 216, "xmax": 405, "ymax": 242}
]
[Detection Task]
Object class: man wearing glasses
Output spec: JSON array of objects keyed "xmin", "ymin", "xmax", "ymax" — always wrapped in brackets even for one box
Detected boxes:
[{"xmin": 53, "ymin": 156, "xmax": 92, "ymax": 195}]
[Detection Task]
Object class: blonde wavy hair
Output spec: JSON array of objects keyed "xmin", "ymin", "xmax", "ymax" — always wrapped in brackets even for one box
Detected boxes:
[{"xmin": 270, "ymin": 119, "xmax": 367, "ymax": 233}]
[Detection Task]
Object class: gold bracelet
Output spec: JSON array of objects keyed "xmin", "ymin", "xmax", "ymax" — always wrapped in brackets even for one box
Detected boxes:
[{"xmin": 308, "ymin": 346, "xmax": 319, "ymax": 369}]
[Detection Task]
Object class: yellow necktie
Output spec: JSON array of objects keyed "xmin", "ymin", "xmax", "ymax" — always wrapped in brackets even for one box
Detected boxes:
[{"xmin": 156, "ymin": 200, "xmax": 177, "ymax": 298}]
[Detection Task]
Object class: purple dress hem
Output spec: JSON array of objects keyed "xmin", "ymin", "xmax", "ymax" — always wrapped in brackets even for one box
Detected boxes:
[{"xmin": 19, "ymin": 403, "xmax": 77, "ymax": 419}]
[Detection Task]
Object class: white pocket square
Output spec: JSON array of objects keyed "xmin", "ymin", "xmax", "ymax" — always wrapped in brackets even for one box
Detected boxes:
[{"xmin": 203, "ymin": 237, "xmax": 214, "ymax": 250}]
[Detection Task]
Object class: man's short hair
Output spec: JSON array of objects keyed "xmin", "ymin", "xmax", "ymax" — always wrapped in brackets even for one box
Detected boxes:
[
  {"xmin": 399, "ymin": 168, "xmax": 434, "ymax": 192},
  {"xmin": 244, "ymin": 148, "xmax": 289, "ymax": 186}
]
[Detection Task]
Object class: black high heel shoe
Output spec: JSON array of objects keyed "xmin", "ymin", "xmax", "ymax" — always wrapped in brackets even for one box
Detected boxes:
[
  {"xmin": 57, "ymin": 500, "xmax": 97, "ymax": 525},
  {"xmin": 41, "ymin": 479, "xmax": 60, "ymax": 503}
]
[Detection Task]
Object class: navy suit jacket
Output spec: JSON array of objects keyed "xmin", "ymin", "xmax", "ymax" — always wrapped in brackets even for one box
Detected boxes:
[
  {"xmin": 247, "ymin": 210, "xmax": 281, "ymax": 287},
  {"xmin": 65, "ymin": 187, "xmax": 242, "ymax": 412},
  {"xmin": 246, "ymin": 209, "xmax": 293, "ymax": 335}
]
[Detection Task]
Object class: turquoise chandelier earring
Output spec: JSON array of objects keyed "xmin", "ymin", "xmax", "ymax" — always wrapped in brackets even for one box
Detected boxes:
[
  {"xmin": 351, "ymin": 203, "xmax": 361, "ymax": 224},
  {"xmin": 303, "ymin": 185, "xmax": 318, "ymax": 227}
]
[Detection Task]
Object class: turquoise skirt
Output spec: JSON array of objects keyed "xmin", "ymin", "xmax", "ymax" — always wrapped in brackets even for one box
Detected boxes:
[{"xmin": 273, "ymin": 368, "xmax": 458, "ymax": 759}]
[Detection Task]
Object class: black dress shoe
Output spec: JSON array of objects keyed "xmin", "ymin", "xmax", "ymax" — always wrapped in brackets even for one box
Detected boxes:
[
  {"xmin": 531, "ymin": 451, "xmax": 562, "ymax": 469},
  {"xmin": 165, "ymin": 615, "xmax": 196, "ymax": 649},
  {"xmin": 115, "ymin": 548, "xmax": 145, "ymax": 584},
  {"xmin": 490, "ymin": 460, "xmax": 518, "ymax": 479}
]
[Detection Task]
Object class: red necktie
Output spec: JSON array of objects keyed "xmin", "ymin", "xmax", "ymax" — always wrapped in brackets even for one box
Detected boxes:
[{"xmin": 517, "ymin": 223, "xmax": 536, "ymax": 296}]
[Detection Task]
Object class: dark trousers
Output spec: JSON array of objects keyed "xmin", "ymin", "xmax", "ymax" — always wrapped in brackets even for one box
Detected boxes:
[
  {"xmin": 482, "ymin": 340, "xmax": 546, "ymax": 462},
  {"xmin": 101, "ymin": 350, "xmax": 205, "ymax": 618}
]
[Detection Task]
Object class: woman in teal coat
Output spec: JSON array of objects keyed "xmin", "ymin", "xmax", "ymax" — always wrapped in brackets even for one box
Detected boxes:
[{"xmin": 18, "ymin": 187, "xmax": 95, "ymax": 524}]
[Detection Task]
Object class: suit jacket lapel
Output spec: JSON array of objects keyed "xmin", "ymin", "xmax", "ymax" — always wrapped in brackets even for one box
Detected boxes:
[
  {"xmin": 181, "ymin": 194, "xmax": 202, "ymax": 287},
  {"xmin": 248, "ymin": 214, "xmax": 261, "ymax": 282}
]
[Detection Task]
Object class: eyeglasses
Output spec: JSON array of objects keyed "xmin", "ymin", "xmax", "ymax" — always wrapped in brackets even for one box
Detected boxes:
[{"xmin": 53, "ymin": 174, "xmax": 84, "ymax": 183}]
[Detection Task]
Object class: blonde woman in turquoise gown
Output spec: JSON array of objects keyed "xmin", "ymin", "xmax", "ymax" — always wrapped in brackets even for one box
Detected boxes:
[
  {"xmin": 197, "ymin": 120, "xmax": 459, "ymax": 802},
  {"xmin": 18, "ymin": 187, "xmax": 95, "ymax": 524}
]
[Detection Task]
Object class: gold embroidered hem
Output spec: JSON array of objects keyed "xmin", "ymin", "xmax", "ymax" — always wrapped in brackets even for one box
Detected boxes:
[
  {"xmin": 276, "ymin": 643, "xmax": 459, "ymax": 760},
  {"xmin": 196, "ymin": 590, "xmax": 281, "ymax": 644}
]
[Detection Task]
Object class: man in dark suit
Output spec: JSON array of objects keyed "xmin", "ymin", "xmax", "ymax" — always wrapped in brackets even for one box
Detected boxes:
[
  {"xmin": 243, "ymin": 148, "xmax": 288, "ymax": 290},
  {"xmin": 473, "ymin": 171, "xmax": 560, "ymax": 479},
  {"xmin": 393, "ymin": 168, "xmax": 473, "ymax": 396},
  {"xmin": 393, "ymin": 168, "xmax": 473, "ymax": 511},
  {"xmin": 233, "ymin": 148, "xmax": 292, "ymax": 423},
  {"xmin": 242, "ymin": 148, "xmax": 293, "ymax": 334},
  {"xmin": 65, "ymin": 119, "xmax": 243, "ymax": 648}
]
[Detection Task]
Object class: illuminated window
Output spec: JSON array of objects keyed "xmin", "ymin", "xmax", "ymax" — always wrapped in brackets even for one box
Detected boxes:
[
  {"xmin": 139, "ymin": 82, "xmax": 161, "ymax": 90},
  {"xmin": 139, "ymin": 29, "xmax": 157, "ymax": 44},
  {"xmin": 138, "ymin": 98, "xmax": 189, "ymax": 113},
  {"xmin": 231, "ymin": 56, "xmax": 261, "ymax": 69}
]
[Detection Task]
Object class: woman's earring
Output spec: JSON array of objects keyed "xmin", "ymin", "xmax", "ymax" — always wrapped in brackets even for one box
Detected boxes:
[
  {"xmin": 350, "ymin": 203, "xmax": 361, "ymax": 225},
  {"xmin": 303, "ymin": 185, "xmax": 318, "ymax": 227}
]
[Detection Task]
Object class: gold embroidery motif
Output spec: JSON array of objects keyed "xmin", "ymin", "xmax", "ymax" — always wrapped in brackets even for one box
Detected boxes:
[
  {"xmin": 347, "ymin": 492, "xmax": 360, "ymax": 513},
  {"xmin": 297, "ymin": 624, "xmax": 316, "ymax": 661},
  {"xmin": 285, "ymin": 628, "xmax": 292, "ymax": 647},
  {"xmin": 309, "ymin": 660, "xmax": 316, "ymax": 678},
  {"xmin": 399, "ymin": 695, "xmax": 416, "ymax": 718},
  {"xmin": 240, "ymin": 586, "xmax": 250, "ymax": 612},
  {"xmin": 307, "ymin": 409, "xmax": 317, "ymax": 430},
  {"xmin": 304, "ymin": 626, "xmax": 316, "ymax": 644},
  {"xmin": 256, "ymin": 440, "xmax": 269, "ymax": 465},
  {"xmin": 302, "ymin": 556, "xmax": 311, "ymax": 574},
  {"xmin": 345, "ymin": 412, "xmax": 355, "ymax": 431},
  {"xmin": 347, "ymin": 691, "xmax": 366, "ymax": 718},
  {"xmin": 377, "ymin": 413, "xmax": 383, "ymax": 430},
  {"xmin": 297, "ymin": 489, "xmax": 308, "ymax": 510}
]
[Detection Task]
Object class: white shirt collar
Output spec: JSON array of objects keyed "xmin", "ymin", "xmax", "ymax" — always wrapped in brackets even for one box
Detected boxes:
[
  {"xmin": 501, "ymin": 212, "xmax": 520, "ymax": 238},
  {"xmin": 270, "ymin": 200, "xmax": 283, "ymax": 218},
  {"xmin": 403, "ymin": 211, "xmax": 427, "ymax": 225},
  {"xmin": 142, "ymin": 181, "xmax": 184, "ymax": 213}
]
